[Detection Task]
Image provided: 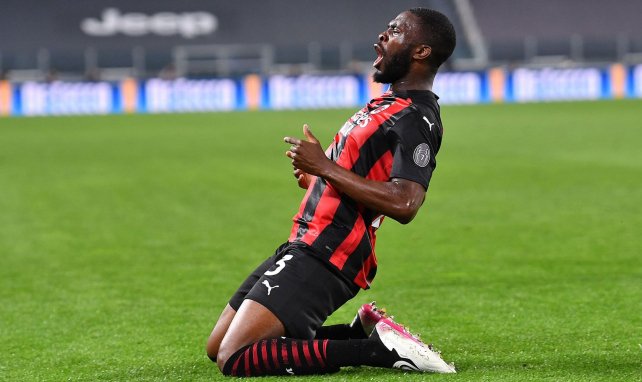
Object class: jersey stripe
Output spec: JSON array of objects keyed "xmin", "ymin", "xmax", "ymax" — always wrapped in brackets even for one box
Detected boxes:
[
  {"xmin": 329, "ymin": 213, "xmax": 366, "ymax": 270},
  {"xmin": 300, "ymin": 181, "xmax": 342, "ymax": 246},
  {"xmin": 347, "ymin": 233, "xmax": 376, "ymax": 288},
  {"xmin": 289, "ymin": 176, "xmax": 323, "ymax": 241}
]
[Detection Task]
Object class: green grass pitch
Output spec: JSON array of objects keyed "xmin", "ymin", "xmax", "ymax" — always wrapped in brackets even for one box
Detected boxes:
[{"xmin": 1, "ymin": 100, "xmax": 640, "ymax": 381}]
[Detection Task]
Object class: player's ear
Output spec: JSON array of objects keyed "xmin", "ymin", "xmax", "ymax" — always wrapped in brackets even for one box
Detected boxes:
[{"xmin": 413, "ymin": 45, "xmax": 432, "ymax": 61}]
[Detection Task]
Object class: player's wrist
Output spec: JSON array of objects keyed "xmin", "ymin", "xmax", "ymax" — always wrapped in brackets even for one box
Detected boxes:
[{"xmin": 317, "ymin": 158, "xmax": 336, "ymax": 179}]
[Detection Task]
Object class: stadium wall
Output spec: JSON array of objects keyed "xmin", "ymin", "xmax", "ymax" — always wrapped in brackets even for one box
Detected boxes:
[{"xmin": 1, "ymin": 64, "xmax": 641, "ymax": 117}]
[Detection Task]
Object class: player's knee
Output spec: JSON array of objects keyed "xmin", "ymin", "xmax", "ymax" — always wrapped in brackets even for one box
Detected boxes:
[
  {"xmin": 216, "ymin": 344, "xmax": 234, "ymax": 373},
  {"xmin": 216, "ymin": 352, "xmax": 229, "ymax": 374},
  {"xmin": 217, "ymin": 342, "xmax": 247, "ymax": 375},
  {"xmin": 205, "ymin": 338, "xmax": 218, "ymax": 363},
  {"xmin": 206, "ymin": 349, "xmax": 217, "ymax": 363}
]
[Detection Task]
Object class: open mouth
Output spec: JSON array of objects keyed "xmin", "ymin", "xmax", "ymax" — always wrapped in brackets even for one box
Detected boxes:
[{"xmin": 373, "ymin": 43, "xmax": 384, "ymax": 69}]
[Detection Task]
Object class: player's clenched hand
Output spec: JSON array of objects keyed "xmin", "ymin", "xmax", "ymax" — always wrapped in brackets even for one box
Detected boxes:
[{"xmin": 284, "ymin": 124, "xmax": 331, "ymax": 178}]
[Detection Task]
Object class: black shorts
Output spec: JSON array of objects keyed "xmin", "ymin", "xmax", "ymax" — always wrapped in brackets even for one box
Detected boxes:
[{"xmin": 229, "ymin": 242, "xmax": 359, "ymax": 339}]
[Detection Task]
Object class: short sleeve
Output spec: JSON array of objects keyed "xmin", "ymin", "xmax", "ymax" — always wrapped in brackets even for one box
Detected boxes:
[{"xmin": 388, "ymin": 112, "xmax": 440, "ymax": 189}]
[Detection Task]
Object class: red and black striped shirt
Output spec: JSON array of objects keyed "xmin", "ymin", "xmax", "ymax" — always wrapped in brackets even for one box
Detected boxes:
[{"xmin": 288, "ymin": 90, "xmax": 443, "ymax": 289}]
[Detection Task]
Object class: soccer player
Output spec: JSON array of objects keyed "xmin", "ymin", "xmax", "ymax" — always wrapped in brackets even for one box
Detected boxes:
[{"xmin": 206, "ymin": 8, "xmax": 457, "ymax": 377}]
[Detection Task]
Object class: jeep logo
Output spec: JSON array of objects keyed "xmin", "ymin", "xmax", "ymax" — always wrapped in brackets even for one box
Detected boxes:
[{"xmin": 81, "ymin": 8, "xmax": 218, "ymax": 39}]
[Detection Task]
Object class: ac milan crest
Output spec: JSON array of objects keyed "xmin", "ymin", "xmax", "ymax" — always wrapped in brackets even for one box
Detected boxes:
[{"xmin": 413, "ymin": 143, "xmax": 430, "ymax": 167}]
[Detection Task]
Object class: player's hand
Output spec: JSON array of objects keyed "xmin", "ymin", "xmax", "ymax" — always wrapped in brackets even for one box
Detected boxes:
[
  {"xmin": 284, "ymin": 124, "xmax": 330, "ymax": 178},
  {"xmin": 293, "ymin": 168, "xmax": 312, "ymax": 189}
]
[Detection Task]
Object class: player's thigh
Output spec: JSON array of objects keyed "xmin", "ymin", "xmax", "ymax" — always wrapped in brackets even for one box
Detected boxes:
[{"xmin": 216, "ymin": 299, "xmax": 285, "ymax": 370}]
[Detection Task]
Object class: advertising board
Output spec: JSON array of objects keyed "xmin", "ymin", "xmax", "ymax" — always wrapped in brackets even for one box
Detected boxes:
[{"xmin": 2, "ymin": 65, "xmax": 639, "ymax": 117}]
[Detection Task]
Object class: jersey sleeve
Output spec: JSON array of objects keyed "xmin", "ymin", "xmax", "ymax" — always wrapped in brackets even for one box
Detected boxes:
[{"xmin": 387, "ymin": 112, "xmax": 441, "ymax": 190}]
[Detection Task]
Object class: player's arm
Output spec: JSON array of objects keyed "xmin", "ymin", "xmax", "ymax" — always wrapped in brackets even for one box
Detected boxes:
[{"xmin": 285, "ymin": 125, "xmax": 425, "ymax": 224}]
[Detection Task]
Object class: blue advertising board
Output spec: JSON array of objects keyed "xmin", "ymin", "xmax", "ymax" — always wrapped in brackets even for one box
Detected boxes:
[{"xmin": 1, "ymin": 64, "xmax": 640, "ymax": 117}]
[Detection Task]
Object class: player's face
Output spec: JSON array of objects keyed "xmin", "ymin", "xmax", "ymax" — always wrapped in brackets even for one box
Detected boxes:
[{"xmin": 373, "ymin": 12, "xmax": 420, "ymax": 84}]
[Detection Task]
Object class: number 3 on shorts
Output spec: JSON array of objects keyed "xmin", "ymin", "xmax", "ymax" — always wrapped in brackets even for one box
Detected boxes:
[{"xmin": 264, "ymin": 254, "xmax": 293, "ymax": 276}]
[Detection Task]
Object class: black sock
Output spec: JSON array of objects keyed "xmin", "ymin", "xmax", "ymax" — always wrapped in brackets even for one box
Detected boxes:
[
  {"xmin": 314, "ymin": 320, "xmax": 367, "ymax": 340},
  {"xmin": 325, "ymin": 336, "xmax": 397, "ymax": 368}
]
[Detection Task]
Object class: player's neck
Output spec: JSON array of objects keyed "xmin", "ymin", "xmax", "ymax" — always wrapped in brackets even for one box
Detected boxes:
[
  {"xmin": 390, "ymin": 80, "xmax": 432, "ymax": 93},
  {"xmin": 390, "ymin": 72, "xmax": 435, "ymax": 93}
]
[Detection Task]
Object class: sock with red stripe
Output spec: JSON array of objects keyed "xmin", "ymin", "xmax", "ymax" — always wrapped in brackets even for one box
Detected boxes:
[
  {"xmin": 222, "ymin": 337, "xmax": 339, "ymax": 376},
  {"xmin": 221, "ymin": 336, "xmax": 394, "ymax": 377}
]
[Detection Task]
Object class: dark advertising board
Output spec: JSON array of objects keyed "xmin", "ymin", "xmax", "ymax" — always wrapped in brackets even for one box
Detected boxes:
[{"xmin": 0, "ymin": 0, "xmax": 430, "ymax": 52}]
